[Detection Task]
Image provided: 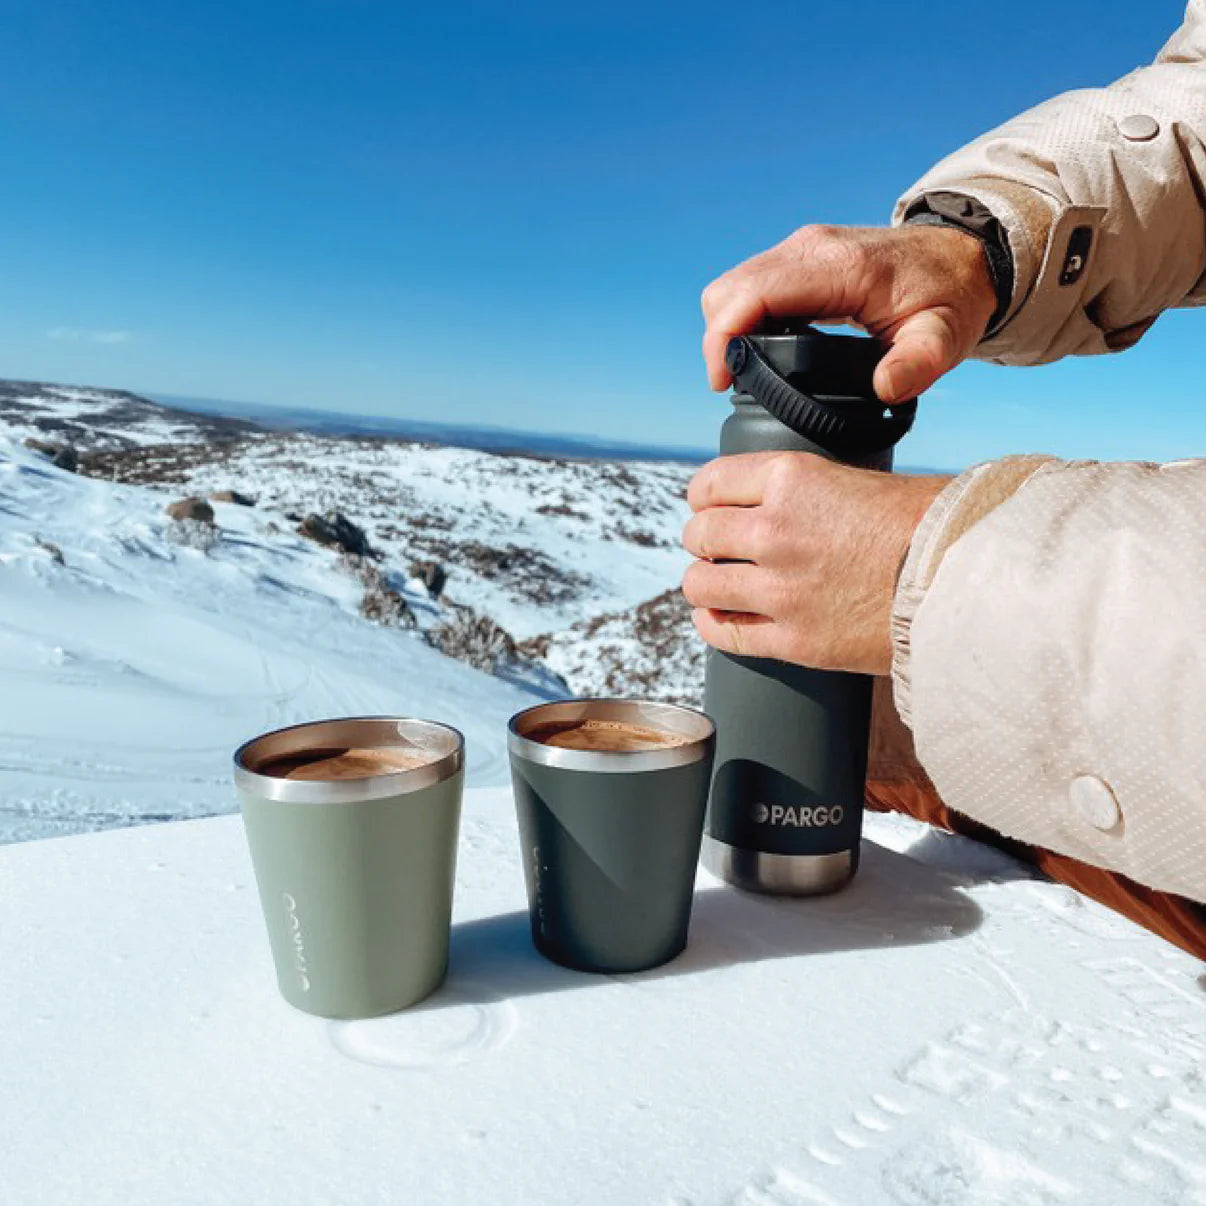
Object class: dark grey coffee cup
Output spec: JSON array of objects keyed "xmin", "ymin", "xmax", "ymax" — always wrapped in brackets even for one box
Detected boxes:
[
  {"xmin": 234, "ymin": 717, "xmax": 464, "ymax": 1019},
  {"xmin": 508, "ymin": 699, "xmax": 716, "ymax": 974}
]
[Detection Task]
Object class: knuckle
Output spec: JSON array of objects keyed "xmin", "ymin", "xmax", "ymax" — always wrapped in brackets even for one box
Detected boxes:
[
  {"xmin": 684, "ymin": 513, "xmax": 714, "ymax": 559},
  {"xmin": 766, "ymin": 451, "xmax": 805, "ymax": 493},
  {"xmin": 791, "ymin": 223, "xmax": 834, "ymax": 250},
  {"xmin": 700, "ymin": 279, "xmax": 724, "ymax": 315},
  {"xmin": 701, "ymin": 269, "xmax": 746, "ymax": 315}
]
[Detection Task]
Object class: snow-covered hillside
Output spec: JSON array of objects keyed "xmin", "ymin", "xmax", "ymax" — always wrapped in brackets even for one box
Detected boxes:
[
  {"xmin": 0, "ymin": 439, "xmax": 554, "ymax": 843},
  {"xmin": 3, "ymin": 378, "xmax": 699, "ymax": 651},
  {"xmin": 0, "ymin": 380, "xmax": 704, "ymax": 843}
]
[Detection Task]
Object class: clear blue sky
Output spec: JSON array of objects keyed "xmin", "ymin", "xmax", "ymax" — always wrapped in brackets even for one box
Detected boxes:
[{"xmin": 0, "ymin": 0, "xmax": 1198, "ymax": 467}]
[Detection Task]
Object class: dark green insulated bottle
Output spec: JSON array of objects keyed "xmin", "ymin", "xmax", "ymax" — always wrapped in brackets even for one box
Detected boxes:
[{"xmin": 701, "ymin": 321, "xmax": 918, "ymax": 895}]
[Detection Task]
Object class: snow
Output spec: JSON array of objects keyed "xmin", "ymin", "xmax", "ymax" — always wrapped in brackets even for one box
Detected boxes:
[
  {"xmin": 0, "ymin": 380, "xmax": 696, "ymax": 641},
  {"xmin": 1, "ymin": 797, "xmax": 1202, "ymax": 1205},
  {"xmin": 2, "ymin": 395, "xmax": 1204, "ymax": 1204},
  {"xmin": 0, "ymin": 439, "xmax": 540, "ymax": 842},
  {"xmin": 0, "ymin": 381, "xmax": 233, "ymax": 449},
  {"xmin": 155, "ymin": 432, "xmax": 694, "ymax": 639}
]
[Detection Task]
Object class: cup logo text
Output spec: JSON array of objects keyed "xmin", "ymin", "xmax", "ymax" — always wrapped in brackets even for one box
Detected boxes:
[
  {"xmin": 281, "ymin": 892, "xmax": 312, "ymax": 992},
  {"xmin": 752, "ymin": 803, "xmax": 844, "ymax": 828},
  {"xmin": 531, "ymin": 846, "xmax": 549, "ymax": 940}
]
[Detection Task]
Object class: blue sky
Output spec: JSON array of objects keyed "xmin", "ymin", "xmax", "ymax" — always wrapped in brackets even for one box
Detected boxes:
[{"xmin": 0, "ymin": 0, "xmax": 1199, "ymax": 467}]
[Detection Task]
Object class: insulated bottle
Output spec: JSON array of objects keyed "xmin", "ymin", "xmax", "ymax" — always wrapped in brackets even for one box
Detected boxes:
[{"xmin": 701, "ymin": 320, "xmax": 918, "ymax": 895}]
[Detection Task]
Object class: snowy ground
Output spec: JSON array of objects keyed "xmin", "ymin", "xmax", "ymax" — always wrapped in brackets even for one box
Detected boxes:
[
  {"xmin": 164, "ymin": 432, "xmax": 692, "ymax": 640},
  {"xmin": 0, "ymin": 440, "xmax": 541, "ymax": 842},
  {"xmin": 0, "ymin": 381, "xmax": 701, "ymax": 844},
  {"xmin": 2, "ymin": 797, "xmax": 1202, "ymax": 1205},
  {"xmin": 0, "ymin": 379, "xmax": 695, "ymax": 640}
]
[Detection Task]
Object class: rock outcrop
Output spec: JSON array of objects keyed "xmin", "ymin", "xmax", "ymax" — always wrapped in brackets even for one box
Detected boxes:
[
  {"xmin": 408, "ymin": 559, "xmax": 448, "ymax": 600},
  {"xmin": 209, "ymin": 489, "xmax": 256, "ymax": 507},
  {"xmin": 23, "ymin": 438, "xmax": 78, "ymax": 473},
  {"xmin": 165, "ymin": 497, "xmax": 215, "ymax": 524},
  {"xmin": 298, "ymin": 511, "xmax": 372, "ymax": 557}
]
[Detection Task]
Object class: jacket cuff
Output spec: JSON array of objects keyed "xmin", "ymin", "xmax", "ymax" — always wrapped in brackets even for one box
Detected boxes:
[
  {"xmin": 901, "ymin": 192, "xmax": 1015, "ymax": 335},
  {"xmin": 894, "ymin": 177, "xmax": 1054, "ymax": 326},
  {"xmin": 895, "ymin": 179, "xmax": 1110, "ymax": 364},
  {"xmin": 891, "ymin": 454, "xmax": 1058, "ymax": 729}
]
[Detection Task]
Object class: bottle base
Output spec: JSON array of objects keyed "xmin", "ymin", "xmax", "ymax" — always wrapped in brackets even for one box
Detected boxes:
[{"xmin": 701, "ymin": 835, "xmax": 857, "ymax": 896}]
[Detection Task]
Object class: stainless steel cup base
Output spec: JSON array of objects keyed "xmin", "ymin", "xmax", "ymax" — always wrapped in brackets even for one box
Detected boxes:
[{"xmin": 701, "ymin": 835, "xmax": 856, "ymax": 896}]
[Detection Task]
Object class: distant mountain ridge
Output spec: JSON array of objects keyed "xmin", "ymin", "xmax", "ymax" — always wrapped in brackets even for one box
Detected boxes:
[
  {"xmin": 1, "ymin": 377, "xmax": 947, "ymax": 471},
  {"xmin": 0, "ymin": 377, "xmax": 711, "ymax": 464},
  {"xmin": 148, "ymin": 390, "xmax": 717, "ymax": 464}
]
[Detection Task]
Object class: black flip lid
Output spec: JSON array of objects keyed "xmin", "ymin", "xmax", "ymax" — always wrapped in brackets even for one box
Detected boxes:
[{"xmin": 725, "ymin": 320, "xmax": 918, "ymax": 457}]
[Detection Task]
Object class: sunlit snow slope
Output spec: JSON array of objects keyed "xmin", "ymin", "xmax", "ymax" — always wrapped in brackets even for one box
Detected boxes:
[{"xmin": 0, "ymin": 441, "xmax": 541, "ymax": 842}]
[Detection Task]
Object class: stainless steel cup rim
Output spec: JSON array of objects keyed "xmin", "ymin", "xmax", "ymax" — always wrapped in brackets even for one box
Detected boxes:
[
  {"xmin": 234, "ymin": 716, "xmax": 465, "ymax": 803},
  {"xmin": 507, "ymin": 698, "xmax": 715, "ymax": 774}
]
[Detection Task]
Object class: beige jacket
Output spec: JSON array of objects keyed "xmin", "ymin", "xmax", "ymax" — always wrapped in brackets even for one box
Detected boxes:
[{"xmin": 888, "ymin": 2, "xmax": 1206, "ymax": 902}]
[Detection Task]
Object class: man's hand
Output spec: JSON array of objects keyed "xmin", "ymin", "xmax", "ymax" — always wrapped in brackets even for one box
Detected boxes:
[
  {"xmin": 701, "ymin": 224, "xmax": 998, "ymax": 401},
  {"xmin": 682, "ymin": 453, "xmax": 951, "ymax": 675}
]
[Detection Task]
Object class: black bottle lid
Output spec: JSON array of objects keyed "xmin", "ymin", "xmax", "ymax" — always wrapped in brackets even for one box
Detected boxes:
[{"xmin": 725, "ymin": 320, "xmax": 917, "ymax": 457}]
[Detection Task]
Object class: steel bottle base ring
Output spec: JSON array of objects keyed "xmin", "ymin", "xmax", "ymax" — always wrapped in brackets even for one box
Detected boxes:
[{"xmin": 701, "ymin": 836, "xmax": 856, "ymax": 896}]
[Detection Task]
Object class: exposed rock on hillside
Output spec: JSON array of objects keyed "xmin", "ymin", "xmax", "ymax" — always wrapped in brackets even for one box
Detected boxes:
[
  {"xmin": 409, "ymin": 559, "xmax": 448, "ymax": 600},
  {"xmin": 1, "ymin": 379, "xmax": 699, "ymax": 699},
  {"xmin": 82, "ymin": 441, "xmax": 242, "ymax": 484},
  {"xmin": 209, "ymin": 489, "xmax": 256, "ymax": 506},
  {"xmin": 297, "ymin": 511, "xmax": 373, "ymax": 557},
  {"xmin": 22, "ymin": 438, "xmax": 78, "ymax": 472},
  {"xmin": 1, "ymin": 379, "xmax": 260, "ymax": 452},
  {"xmin": 165, "ymin": 497, "xmax": 215, "ymax": 524}
]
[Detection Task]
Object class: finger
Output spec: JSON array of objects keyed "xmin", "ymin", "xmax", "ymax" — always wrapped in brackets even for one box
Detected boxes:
[
  {"xmin": 687, "ymin": 452, "xmax": 783, "ymax": 512},
  {"xmin": 682, "ymin": 507, "xmax": 763, "ymax": 563},
  {"xmin": 701, "ymin": 239, "xmax": 863, "ymax": 390},
  {"xmin": 873, "ymin": 308, "xmax": 961, "ymax": 403},
  {"xmin": 691, "ymin": 608, "xmax": 783, "ymax": 660},
  {"xmin": 702, "ymin": 289, "xmax": 769, "ymax": 391},
  {"xmin": 682, "ymin": 560, "xmax": 772, "ymax": 615}
]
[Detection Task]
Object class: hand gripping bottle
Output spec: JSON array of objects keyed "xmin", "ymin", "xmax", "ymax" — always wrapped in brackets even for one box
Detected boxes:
[{"xmin": 701, "ymin": 320, "xmax": 918, "ymax": 895}]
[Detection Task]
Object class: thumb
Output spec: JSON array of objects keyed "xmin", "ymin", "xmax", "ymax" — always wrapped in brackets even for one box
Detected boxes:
[{"xmin": 873, "ymin": 309, "xmax": 962, "ymax": 403}]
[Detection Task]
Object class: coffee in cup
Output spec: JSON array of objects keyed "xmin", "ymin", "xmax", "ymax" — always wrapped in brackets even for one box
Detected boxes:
[
  {"xmin": 258, "ymin": 746, "xmax": 435, "ymax": 781},
  {"xmin": 524, "ymin": 718, "xmax": 691, "ymax": 753}
]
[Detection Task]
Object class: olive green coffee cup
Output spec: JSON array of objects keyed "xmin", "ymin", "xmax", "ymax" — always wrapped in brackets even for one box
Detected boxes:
[
  {"xmin": 508, "ymin": 699, "xmax": 716, "ymax": 974},
  {"xmin": 234, "ymin": 717, "xmax": 464, "ymax": 1019}
]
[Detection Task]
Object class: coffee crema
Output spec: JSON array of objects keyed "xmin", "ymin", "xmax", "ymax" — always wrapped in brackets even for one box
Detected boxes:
[
  {"xmin": 524, "ymin": 718, "xmax": 690, "ymax": 753},
  {"xmin": 257, "ymin": 746, "xmax": 434, "ymax": 781}
]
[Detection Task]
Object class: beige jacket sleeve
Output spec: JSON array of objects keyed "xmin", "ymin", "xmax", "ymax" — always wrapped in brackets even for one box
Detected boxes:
[
  {"xmin": 891, "ymin": 456, "xmax": 1206, "ymax": 903},
  {"xmin": 893, "ymin": 1, "xmax": 1206, "ymax": 363}
]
